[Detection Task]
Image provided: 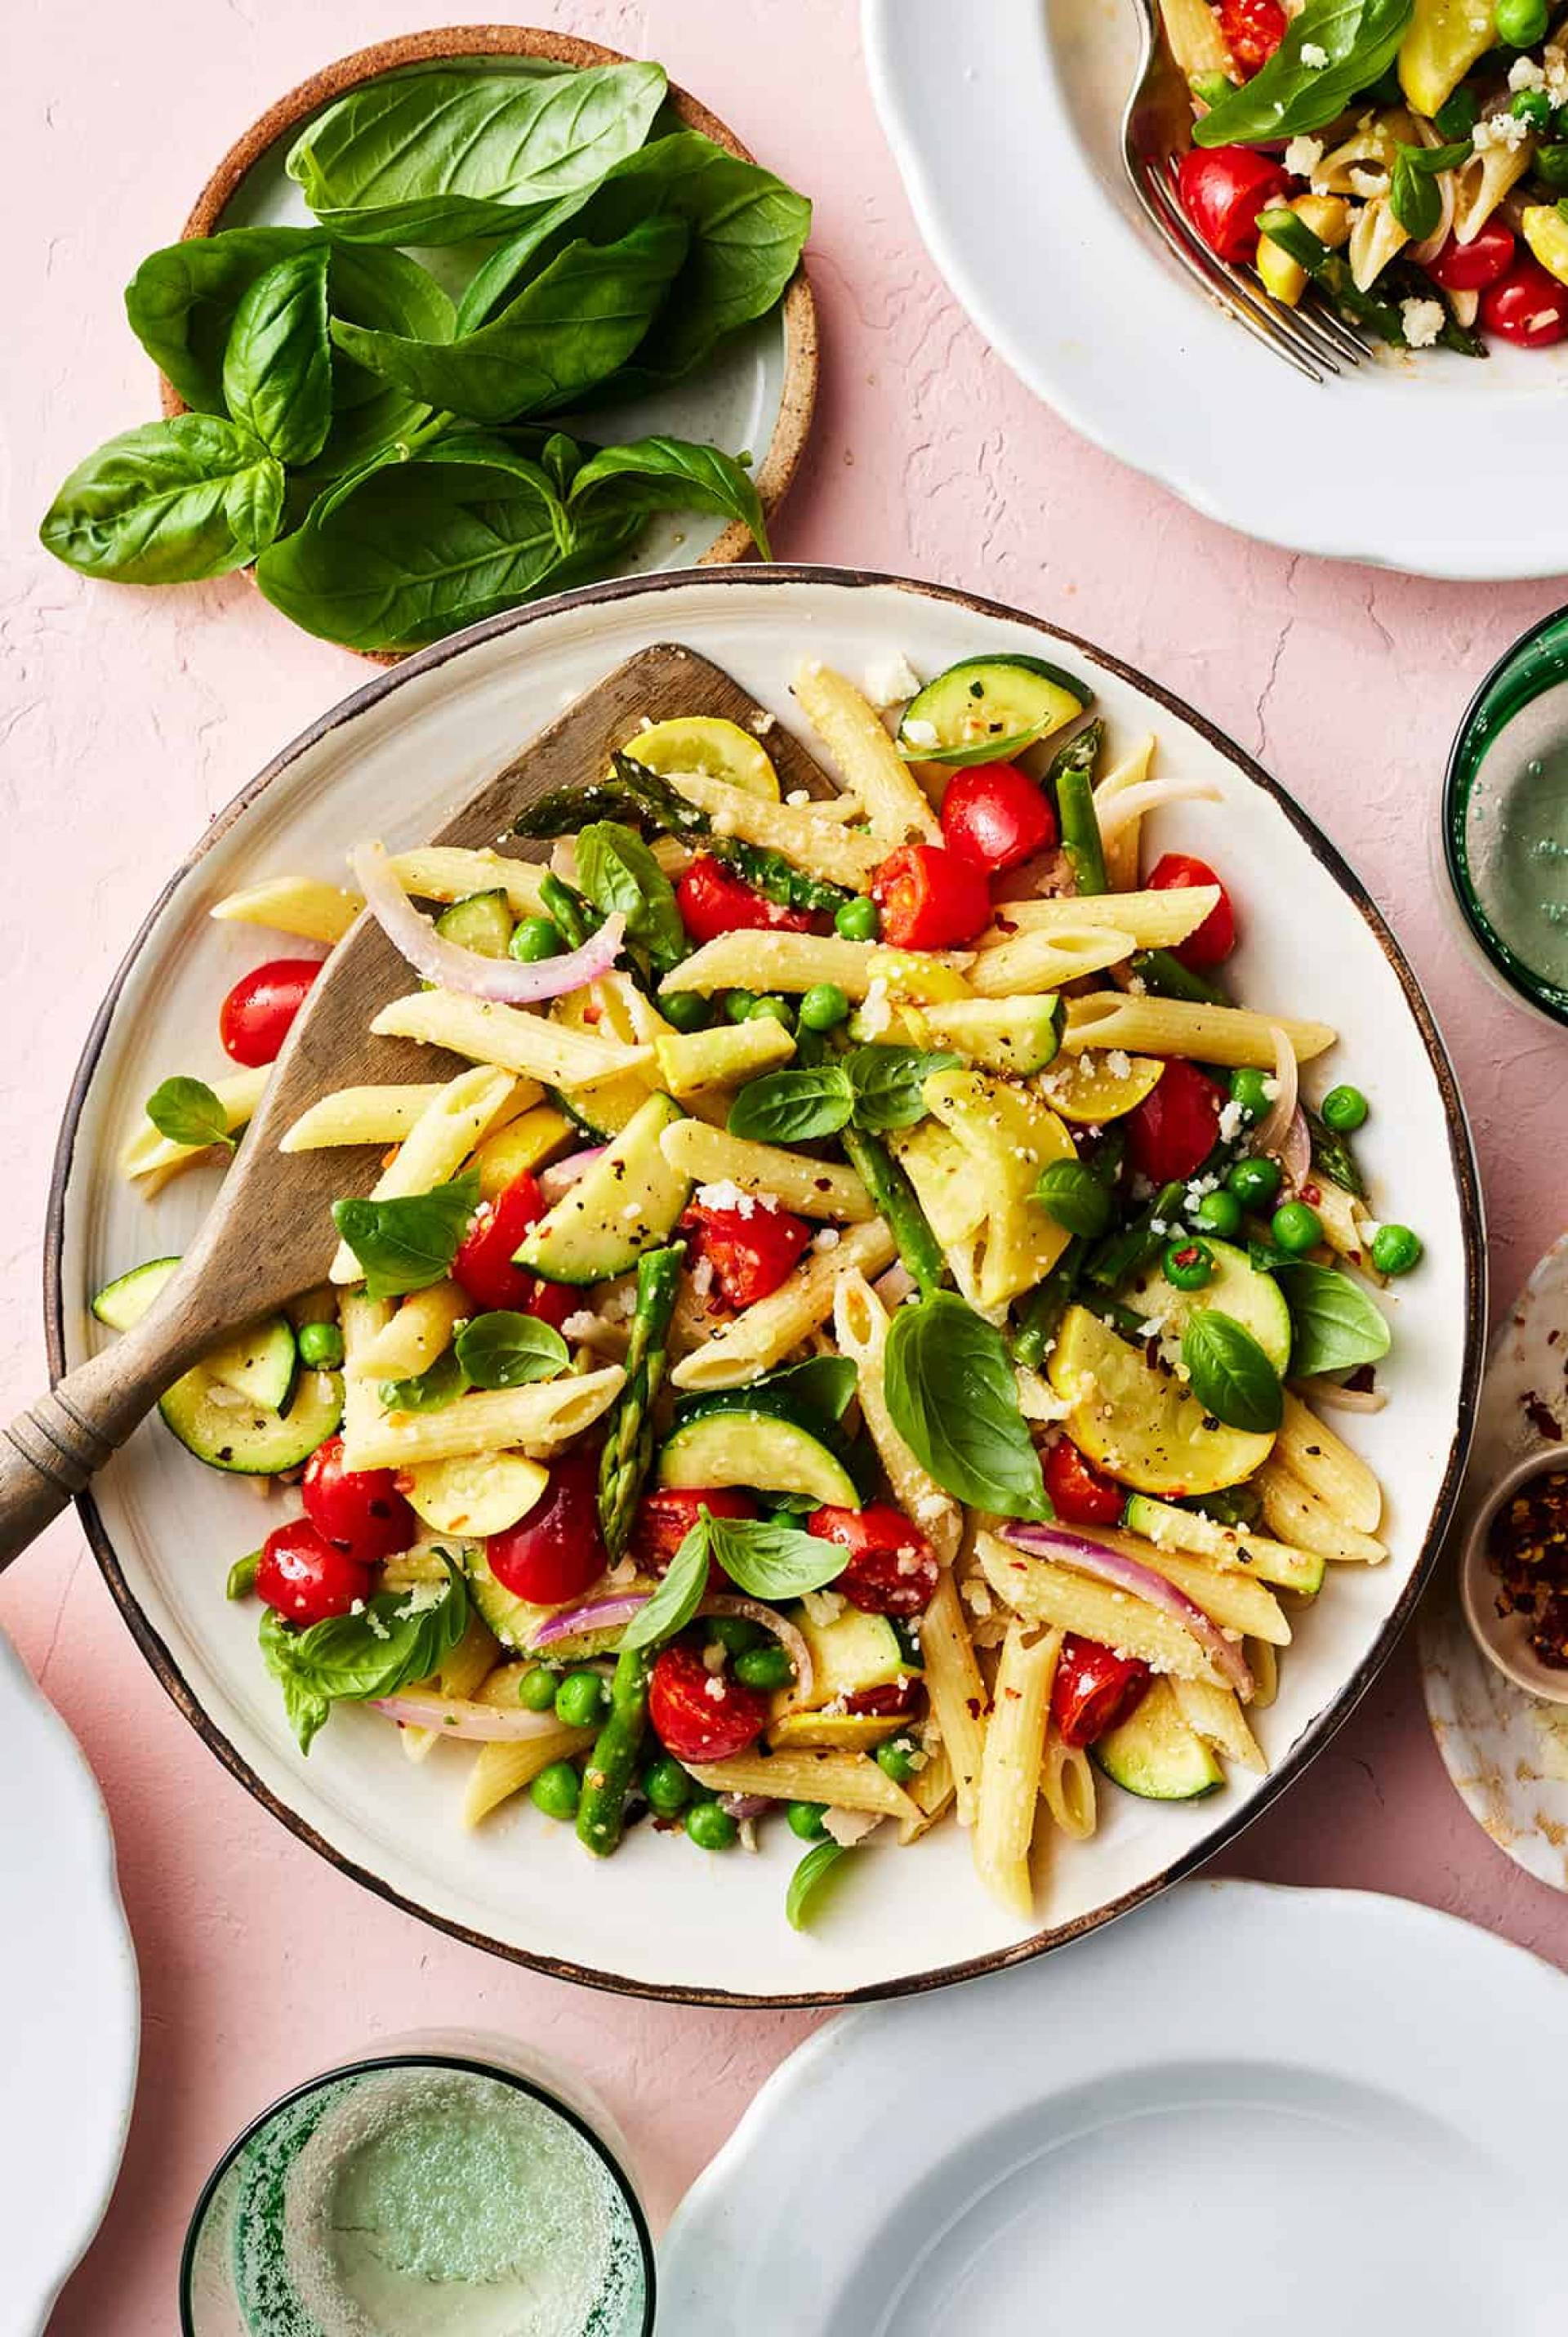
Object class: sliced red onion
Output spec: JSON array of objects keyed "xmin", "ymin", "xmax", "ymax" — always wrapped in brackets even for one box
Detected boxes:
[
  {"xmin": 872, "ymin": 1260, "xmax": 917, "ymax": 1310},
  {"xmin": 696, "ymin": 1594, "xmax": 813, "ymax": 1703},
  {"xmin": 719, "ymin": 1793, "xmax": 773, "ymax": 1822},
  {"xmin": 1277, "ymin": 1105, "xmax": 1311, "ymax": 1192},
  {"xmin": 353, "ymin": 841, "xmax": 624, "ymax": 1005},
  {"xmin": 1254, "ymin": 1024, "xmax": 1299, "ymax": 1164},
  {"xmin": 528, "ymin": 1594, "xmax": 648, "ymax": 1650},
  {"xmin": 1002, "ymin": 1522, "xmax": 1254, "ymax": 1700},
  {"xmin": 540, "ymin": 1145, "xmax": 607, "ymax": 1203},
  {"xmin": 372, "ymin": 1690, "xmax": 568, "ymax": 1740}
]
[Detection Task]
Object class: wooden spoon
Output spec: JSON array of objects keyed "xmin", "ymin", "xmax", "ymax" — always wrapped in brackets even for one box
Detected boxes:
[{"xmin": 0, "ymin": 641, "xmax": 832, "ymax": 1567}]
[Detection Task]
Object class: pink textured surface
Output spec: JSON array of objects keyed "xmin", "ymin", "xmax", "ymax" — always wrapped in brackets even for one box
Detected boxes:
[{"xmin": 5, "ymin": 0, "xmax": 1568, "ymax": 2325}]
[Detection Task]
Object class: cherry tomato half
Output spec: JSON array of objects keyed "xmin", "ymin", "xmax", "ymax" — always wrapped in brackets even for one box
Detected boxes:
[
  {"xmin": 301, "ymin": 1434, "xmax": 417, "ymax": 1567},
  {"xmin": 1043, "ymin": 1438, "xmax": 1126, "ymax": 1528},
  {"xmin": 453, "ymin": 1171, "xmax": 564, "ymax": 1321},
  {"xmin": 218, "ymin": 958, "xmax": 321, "ymax": 1068},
  {"xmin": 1216, "ymin": 0, "xmax": 1286, "ymax": 73},
  {"xmin": 806, "ymin": 1504, "xmax": 939, "ymax": 1616},
  {"xmin": 1125, "ymin": 1058, "xmax": 1223, "ymax": 1186},
  {"xmin": 1050, "ymin": 1634, "xmax": 1152, "ymax": 1749},
  {"xmin": 256, "ymin": 1517, "xmax": 375, "ymax": 1627},
  {"xmin": 675, "ymin": 855, "xmax": 815, "ymax": 947},
  {"xmin": 844, "ymin": 1676, "xmax": 920, "ymax": 1716},
  {"xmin": 649, "ymin": 1640, "xmax": 770, "ymax": 1764},
  {"xmin": 1176, "ymin": 146, "xmax": 1291, "ymax": 265},
  {"xmin": 487, "ymin": 1445, "xmax": 605, "ymax": 1608},
  {"xmin": 939, "ymin": 764, "xmax": 1058, "ymax": 873},
  {"xmin": 683, "ymin": 1199, "xmax": 811, "ymax": 1309},
  {"xmin": 1147, "ymin": 852, "xmax": 1236, "ymax": 970},
  {"xmin": 871, "ymin": 843, "xmax": 991, "ymax": 950},
  {"xmin": 1425, "ymin": 218, "xmax": 1515, "ymax": 294},
  {"xmin": 1480, "ymin": 258, "xmax": 1568, "ymax": 348},
  {"xmin": 630, "ymin": 1487, "xmax": 756, "ymax": 1580}
]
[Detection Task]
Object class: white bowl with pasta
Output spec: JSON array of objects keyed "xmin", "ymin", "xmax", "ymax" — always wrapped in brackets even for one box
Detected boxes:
[{"xmin": 48, "ymin": 568, "xmax": 1482, "ymax": 2003}]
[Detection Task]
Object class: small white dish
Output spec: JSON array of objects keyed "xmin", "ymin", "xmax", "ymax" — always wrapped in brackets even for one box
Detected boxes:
[
  {"xmin": 0, "ymin": 1629, "xmax": 139, "ymax": 2332},
  {"xmin": 661, "ymin": 1878, "xmax": 1566, "ymax": 2335},
  {"xmin": 1460, "ymin": 1447, "xmax": 1568, "ymax": 1702}
]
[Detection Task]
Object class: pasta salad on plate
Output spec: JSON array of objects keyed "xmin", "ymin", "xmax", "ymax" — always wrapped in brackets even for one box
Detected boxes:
[{"xmin": 98, "ymin": 649, "xmax": 1422, "ymax": 1930}]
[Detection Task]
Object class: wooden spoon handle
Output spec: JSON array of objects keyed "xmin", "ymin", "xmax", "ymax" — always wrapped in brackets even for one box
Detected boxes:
[{"xmin": 0, "ymin": 1321, "xmax": 189, "ymax": 1570}]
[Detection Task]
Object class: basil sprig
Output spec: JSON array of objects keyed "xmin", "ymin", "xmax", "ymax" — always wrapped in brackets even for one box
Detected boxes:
[
  {"xmin": 1181, "ymin": 1313, "xmax": 1284, "ymax": 1434},
  {"xmin": 260, "ymin": 1556, "xmax": 468, "ymax": 1752},
  {"xmin": 1195, "ymin": 0, "xmax": 1413, "ymax": 147},
  {"xmin": 145, "ymin": 1075, "xmax": 236, "ymax": 1152},
  {"xmin": 332, "ymin": 1171, "xmax": 479, "ymax": 1301},
  {"xmin": 728, "ymin": 1046, "xmax": 960, "ymax": 1145},
  {"xmin": 454, "ymin": 1312, "xmax": 570, "ymax": 1389},
  {"xmin": 619, "ymin": 1509, "xmax": 851, "ymax": 1651},
  {"xmin": 884, "ymin": 1291, "xmax": 1048, "ymax": 1519},
  {"xmin": 576, "ymin": 819, "xmax": 687, "ymax": 978},
  {"xmin": 1278, "ymin": 1261, "xmax": 1391, "ymax": 1376},
  {"xmin": 1388, "ymin": 141, "xmax": 1472, "ymax": 240}
]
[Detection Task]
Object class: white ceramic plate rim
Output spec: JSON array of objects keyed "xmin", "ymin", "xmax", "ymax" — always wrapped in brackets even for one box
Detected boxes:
[{"xmin": 45, "ymin": 566, "xmax": 1485, "ymax": 2005}]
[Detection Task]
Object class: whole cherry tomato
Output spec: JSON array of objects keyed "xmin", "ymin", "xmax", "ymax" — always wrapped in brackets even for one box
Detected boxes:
[
  {"xmin": 256, "ymin": 1517, "xmax": 374, "ymax": 1627},
  {"xmin": 1480, "ymin": 259, "xmax": 1568, "ymax": 348},
  {"xmin": 219, "ymin": 959, "xmax": 322, "ymax": 1067},
  {"xmin": 630, "ymin": 1487, "xmax": 755, "ymax": 1580},
  {"xmin": 1426, "ymin": 218, "xmax": 1515, "ymax": 293},
  {"xmin": 452, "ymin": 1171, "xmax": 565, "ymax": 1322},
  {"xmin": 939, "ymin": 765, "xmax": 1058, "ymax": 873},
  {"xmin": 1147, "ymin": 852, "xmax": 1237, "ymax": 970},
  {"xmin": 683, "ymin": 1198, "xmax": 811, "ymax": 1309},
  {"xmin": 1043, "ymin": 1438, "xmax": 1126, "ymax": 1527},
  {"xmin": 1125, "ymin": 1058, "xmax": 1223, "ymax": 1185},
  {"xmin": 806, "ymin": 1503, "xmax": 939, "ymax": 1616},
  {"xmin": 675, "ymin": 855, "xmax": 815, "ymax": 947},
  {"xmin": 649, "ymin": 1639, "xmax": 770, "ymax": 1764},
  {"xmin": 301, "ymin": 1434, "xmax": 416, "ymax": 1566},
  {"xmin": 1050, "ymin": 1635, "xmax": 1152, "ymax": 1748},
  {"xmin": 487, "ymin": 1446, "xmax": 605, "ymax": 1607},
  {"xmin": 1176, "ymin": 146, "xmax": 1291, "ymax": 265},
  {"xmin": 871, "ymin": 843, "xmax": 991, "ymax": 950},
  {"xmin": 1216, "ymin": 0, "xmax": 1286, "ymax": 72}
]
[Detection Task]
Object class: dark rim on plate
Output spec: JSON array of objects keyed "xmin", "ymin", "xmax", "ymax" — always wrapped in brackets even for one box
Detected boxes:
[
  {"xmin": 44, "ymin": 564, "xmax": 1488, "ymax": 2009},
  {"xmin": 176, "ymin": 2050, "xmax": 657, "ymax": 2335},
  {"xmin": 1443, "ymin": 598, "xmax": 1568, "ymax": 1028}
]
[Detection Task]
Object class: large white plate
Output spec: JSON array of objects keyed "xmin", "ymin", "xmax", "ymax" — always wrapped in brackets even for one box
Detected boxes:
[
  {"xmin": 661, "ymin": 1880, "xmax": 1562, "ymax": 2333},
  {"xmin": 48, "ymin": 568, "xmax": 1482, "ymax": 2003},
  {"xmin": 864, "ymin": 0, "xmax": 1568, "ymax": 580},
  {"xmin": 0, "ymin": 1630, "xmax": 139, "ymax": 2333}
]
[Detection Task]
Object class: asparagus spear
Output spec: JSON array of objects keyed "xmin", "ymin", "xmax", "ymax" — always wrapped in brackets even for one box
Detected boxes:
[
  {"xmin": 1131, "ymin": 948, "xmax": 1226, "ymax": 1006},
  {"xmin": 576, "ymin": 1643, "xmax": 654, "ymax": 1858},
  {"xmin": 1303, "ymin": 1104, "xmax": 1366, "ymax": 1199},
  {"xmin": 539, "ymin": 871, "xmax": 598, "ymax": 950},
  {"xmin": 1047, "ymin": 720, "xmax": 1107, "ymax": 897},
  {"xmin": 597, "ymin": 1242, "xmax": 685, "ymax": 1561},
  {"xmin": 841, "ymin": 1125, "xmax": 947, "ymax": 1298}
]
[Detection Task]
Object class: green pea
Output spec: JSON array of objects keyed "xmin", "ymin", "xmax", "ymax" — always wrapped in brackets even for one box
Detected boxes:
[
  {"xmin": 661, "ymin": 989, "xmax": 710, "ymax": 1033},
  {"xmin": 518, "ymin": 1666, "xmax": 560, "ymax": 1714},
  {"xmin": 554, "ymin": 1669, "xmax": 609, "ymax": 1729},
  {"xmin": 799, "ymin": 982, "xmax": 850, "ymax": 1032},
  {"xmin": 643, "ymin": 1755, "xmax": 693, "ymax": 1817},
  {"xmin": 1494, "ymin": 0, "xmax": 1548, "ymax": 43},
  {"xmin": 1513, "ymin": 86, "xmax": 1554, "ymax": 123},
  {"xmin": 686, "ymin": 1800, "xmax": 738, "ymax": 1851},
  {"xmin": 1321, "ymin": 1083, "xmax": 1368, "ymax": 1133},
  {"xmin": 1228, "ymin": 1067, "xmax": 1272, "ymax": 1121},
  {"xmin": 1271, "ymin": 1200, "xmax": 1323, "ymax": 1255},
  {"xmin": 1034, "ymin": 1158, "xmax": 1113, "ymax": 1238},
  {"xmin": 1163, "ymin": 1238, "xmax": 1215, "ymax": 1292},
  {"xmin": 734, "ymin": 1643, "xmax": 796, "ymax": 1691},
  {"xmin": 510, "ymin": 915, "xmax": 562, "ymax": 964},
  {"xmin": 297, "ymin": 1320, "xmax": 344, "ymax": 1369},
  {"xmin": 1370, "ymin": 1223, "xmax": 1423, "ymax": 1277},
  {"xmin": 786, "ymin": 1800, "xmax": 827, "ymax": 1840},
  {"xmin": 1193, "ymin": 1189, "xmax": 1242, "ymax": 1238},
  {"xmin": 529, "ymin": 1761, "xmax": 581, "ymax": 1822},
  {"xmin": 706, "ymin": 1615, "xmax": 764, "ymax": 1657},
  {"xmin": 725, "ymin": 988, "xmax": 759, "ymax": 1023},
  {"xmin": 1434, "ymin": 85, "xmax": 1480, "ymax": 139},
  {"xmin": 875, "ymin": 1736, "xmax": 920, "ymax": 1783},
  {"xmin": 1536, "ymin": 140, "xmax": 1568, "ymax": 185},
  {"xmin": 835, "ymin": 895, "xmax": 880, "ymax": 942},
  {"xmin": 1227, "ymin": 1154, "xmax": 1281, "ymax": 1210},
  {"xmin": 746, "ymin": 994, "xmax": 795, "ymax": 1028}
]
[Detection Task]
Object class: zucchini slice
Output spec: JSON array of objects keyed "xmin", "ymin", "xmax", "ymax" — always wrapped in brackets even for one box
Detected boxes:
[
  {"xmin": 461, "ymin": 1545, "xmax": 657, "ymax": 1657},
  {"xmin": 517, "ymin": 1091, "xmax": 688, "ymax": 1285},
  {"xmin": 93, "ymin": 1255, "xmax": 298, "ymax": 1412},
  {"xmin": 1122, "ymin": 1237, "xmax": 1292, "ymax": 1374},
  {"xmin": 657, "ymin": 1409, "xmax": 861, "ymax": 1508},
  {"xmin": 159, "ymin": 1365, "xmax": 342, "ymax": 1476},
  {"xmin": 1093, "ymin": 1678, "xmax": 1223, "ymax": 1800},
  {"xmin": 898, "ymin": 654, "xmax": 1089, "ymax": 767},
  {"xmin": 91, "ymin": 1256, "xmax": 179, "ymax": 1332},
  {"xmin": 434, "ymin": 889, "xmax": 514, "ymax": 958}
]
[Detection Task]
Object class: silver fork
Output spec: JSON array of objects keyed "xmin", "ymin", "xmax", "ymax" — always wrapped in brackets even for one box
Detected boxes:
[{"xmin": 1119, "ymin": 0, "xmax": 1367, "ymax": 381}]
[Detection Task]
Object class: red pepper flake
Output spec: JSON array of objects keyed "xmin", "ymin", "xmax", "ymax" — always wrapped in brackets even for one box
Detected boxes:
[
  {"xmin": 1525, "ymin": 1394, "xmax": 1563, "ymax": 1443},
  {"xmin": 1488, "ymin": 1464, "xmax": 1568, "ymax": 1668}
]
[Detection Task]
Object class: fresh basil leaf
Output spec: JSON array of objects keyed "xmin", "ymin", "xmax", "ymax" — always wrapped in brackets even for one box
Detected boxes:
[
  {"xmin": 621, "ymin": 1517, "xmax": 711, "ymax": 1651},
  {"xmin": 884, "ymin": 1291, "xmax": 1048, "ymax": 1519},
  {"xmin": 1034, "ymin": 1159, "xmax": 1114, "ymax": 1239},
  {"xmin": 706, "ymin": 1514, "xmax": 849, "ymax": 1601},
  {"xmin": 381, "ymin": 1347, "xmax": 469, "ymax": 1414},
  {"xmin": 1181, "ymin": 1312, "xmax": 1283, "ymax": 1434},
  {"xmin": 1388, "ymin": 140, "xmax": 1471, "ymax": 240},
  {"xmin": 569, "ymin": 437, "xmax": 771, "ymax": 559},
  {"xmin": 40, "ymin": 415, "xmax": 284, "ymax": 585},
  {"xmin": 576, "ymin": 820, "xmax": 688, "ymax": 976},
  {"xmin": 787, "ymin": 1836, "xmax": 850, "ymax": 1931},
  {"xmin": 145, "ymin": 1075, "xmax": 235, "ymax": 1151},
  {"xmin": 286, "ymin": 63, "xmax": 668, "ymax": 244},
  {"xmin": 226, "ymin": 1551, "xmax": 259, "ymax": 1600},
  {"xmin": 332, "ymin": 216, "xmax": 689, "ymax": 425},
  {"xmin": 540, "ymin": 430, "xmax": 582, "ymax": 495},
  {"xmin": 762, "ymin": 1355, "xmax": 859, "ymax": 1425},
  {"xmin": 1277, "ymin": 1261, "xmax": 1392, "ymax": 1376},
  {"xmin": 221, "ymin": 246, "xmax": 333, "ymax": 467},
  {"xmin": 844, "ymin": 1046, "xmax": 960, "ymax": 1133},
  {"xmin": 1195, "ymin": 0, "xmax": 1413, "ymax": 146},
  {"xmin": 256, "ymin": 440, "xmax": 572, "ymax": 653},
  {"xmin": 259, "ymin": 1559, "xmax": 469, "ymax": 1753},
  {"xmin": 331, "ymin": 1171, "xmax": 479, "ymax": 1301},
  {"xmin": 453, "ymin": 1312, "xmax": 569, "ymax": 1389},
  {"xmin": 728, "ymin": 1065, "xmax": 856, "ymax": 1144}
]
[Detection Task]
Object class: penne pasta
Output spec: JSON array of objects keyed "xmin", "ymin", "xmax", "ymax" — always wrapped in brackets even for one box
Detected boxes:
[
  {"xmin": 1454, "ymin": 134, "xmax": 1534, "ymax": 245},
  {"xmin": 1063, "ymin": 1524, "xmax": 1292, "ymax": 1644},
  {"xmin": 1277, "ymin": 1392, "xmax": 1383, "ymax": 1532},
  {"xmin": 122, "ymin": 1065, "xmax": 269, "ymax": 1182},
  {"xmin": 833, "ymin": 1271, "xmax": 963, "ymax": 1563},
  {"xmin": 388, "ymin": 845, "xmax": 550, "ymax": 918},
  {"xmin": 341, "ymin": 1367, "xmax": 626, "ymax": 1474},
  {"xmin": 1040, "ymin": 1730, "xmax": 1098, "ymax": 1840},
  {"xmin": 329, "ymin": 1065, "xmax": 515, "ymax": 1282},
  {"xmin": 978, "ymin": 885, "xmax": 1221, "ymax": 951},
  {"xmin": 281, "ymin": 1083, "xmax": 452, "ymax": 1152},
  {"xmin": 400, "ymin": 1612, "xmax": 500, "ymax": 1764},
  {"xmin": 352, "ymin": 1280, "xmax": 470, "ymax": 1380},
  {"xmin": 463, "ymin": 1726, "xmax": 596, "ymax": 1828},
  {"xmin": 1257, "ymin": 1460, "xmax": 1388, "ymax": 1564},
  {"xmin": 921, "ymin": 1573, "xmax": 990, "ymax": 1828},
  {"xmin": 1093, "ymin": 734, "xmax": 1156, "ymax": 892},
  {"xmin": 973, "ymin": 1621, "xmax": 1058, "ymax": 1916},
  {"xmin": 1170, "ymin": 1677, "xmax": 1267, "ymax": 1773},
  {"xmin": 659, "ymin": 1117, "xmax": 874, "ymax": 1220},
  {"xmin": 1116, "ymin": 1491, "xmax": 1322, "ymax": 1596},
  {"xmin": 370, "ymin": 988, "xmax": 650, "ymax": 1089},
  {"xmin": 668, "ymin": 1220, "xmax": 897, "ymax": 1389},
  {"xmin": 967, "ymin": 926, "xmax": 1136, "ymax": 997},
  {"xmin": 976, "ymin": 1533, "xmax": 1226, "ymax": 1684},
  {"xmin": 1062, "ymin": 993, "xmax": 1336, "ymax": 1066},
  {"xmin": 211, "ymin": 875, "xmax": 361, "ymax": 943},
  {"xmin": 662, "ymin": 930, "xmax": 967, "ymax": 1001},
  {"xmin": 792, "ymin": 660, "xmax": 942, "ymax": 844},
  {"xmin": 1156, "ymin": 0, "xmax": 1233, "ymax": 77},
  {"xmin": 665, "ymin": 770, "xmax": 885, "ymax": 890},
  {"xmin": 1311, "ymin": 1173, "xmax": 1377, "ymax": 1265},
  {"xmin": 688, "ymin": 1751, "xmax": 920, "ymax": 1820},
  {"xmin": 898, "ymin": 1737, "xmax": 956, "ymax": 1844}
]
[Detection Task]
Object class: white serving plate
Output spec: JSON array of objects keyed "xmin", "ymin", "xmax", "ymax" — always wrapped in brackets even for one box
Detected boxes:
[
  {"xmin": 48, "ymin": 568, "xmax": 1482, "ymax": 2002},
  {"xmin": 0, "ymin": 1629, "xmax": 139, "ymax": 2333},
  {"xmin": 864, "ymin": 0, "xmax": 1568, "ymax": 579},
  {"xmin": 661, "ymin": 1879, "xmax": 1563, "ymax": 2334}
]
